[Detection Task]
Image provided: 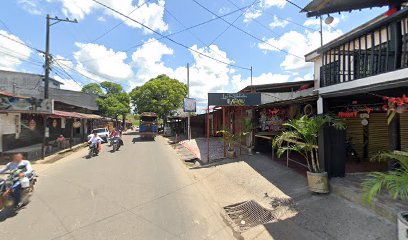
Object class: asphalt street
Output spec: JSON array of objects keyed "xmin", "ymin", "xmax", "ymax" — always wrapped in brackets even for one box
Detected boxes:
[{"xmin": 0, "ymin": 134, "xmax": 233, "ymax": 240}]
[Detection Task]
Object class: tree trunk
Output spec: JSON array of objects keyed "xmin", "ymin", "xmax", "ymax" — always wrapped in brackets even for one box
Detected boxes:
[{"xmin": 122, "ymin": 114, "xmax": 126, "ymax": 130}]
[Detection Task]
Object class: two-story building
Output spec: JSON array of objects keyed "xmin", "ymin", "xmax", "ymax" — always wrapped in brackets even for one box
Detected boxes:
[{"xmin": 305, "ymin": 8, "xmax": 408, "ymax": 176}]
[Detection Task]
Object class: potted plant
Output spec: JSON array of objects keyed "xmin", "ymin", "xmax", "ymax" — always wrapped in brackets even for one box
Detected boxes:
[
  {"xmin": 273, "ymin": 115, "xmax": 344, "ymax": 193},
  {"xmin": 217, "ymin": 127, "xmax": 248, "ymax": 159},
  {"xmin": 362, "ymin": 151, "xmax": 408, "ymax": 240},
  {"xmin": 242, "ymin": 117, "xmax": 254, "ymax": 155}
]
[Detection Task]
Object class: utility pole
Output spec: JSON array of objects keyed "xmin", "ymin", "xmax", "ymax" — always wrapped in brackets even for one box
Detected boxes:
[
  {"xmin": 187, "ymin": 63, "xmax": 191, "ymax": 140},
  {"xmin": 319, "ymin": 16, "xmax": 323, "ymax": 47},
  {"xmin": 44, "ymin": 14, "xmax": 78, "ymax": 99},
  {"xmin": 42, "ymin": 14, "xmax": 77, "ymax": 159},
  {"xmin": 250, "ymin": 66, "xmax": 253, "ymax": 92}
]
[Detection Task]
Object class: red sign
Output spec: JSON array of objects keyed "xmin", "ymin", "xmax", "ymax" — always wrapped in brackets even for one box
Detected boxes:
[{"xmin": 338, "ymin": 111, "xmax": 358, "ymax": 118}]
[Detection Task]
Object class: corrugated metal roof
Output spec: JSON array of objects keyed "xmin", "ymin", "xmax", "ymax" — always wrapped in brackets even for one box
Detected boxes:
[
  {"xmin": 50, "ymin": 111, "xmax": 103, "ymax": 119},
  {"xmin": 0, "ymin": 91, "xmax": 30, "ymax": 99}
]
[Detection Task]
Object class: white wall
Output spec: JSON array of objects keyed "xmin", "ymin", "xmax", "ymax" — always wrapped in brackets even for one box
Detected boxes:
[{"xmin": 0, "ymin": 113, "xmax": 20, "ymax": 152}]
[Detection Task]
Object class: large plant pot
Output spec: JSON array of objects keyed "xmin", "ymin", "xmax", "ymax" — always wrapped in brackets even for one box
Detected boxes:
[
  {"xmin": 227, "ymin": 150, "xmax": 235, "ymax": 159},
  {"xmin": 307, "ymin": 171, "xmax": 329, "ymax": 193},
  {"xmin": 398, "ymin": 211, "xmax": 408, "ymax": 240}
]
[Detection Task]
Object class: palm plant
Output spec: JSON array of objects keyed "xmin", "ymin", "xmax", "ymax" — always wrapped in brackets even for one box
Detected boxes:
[
  {"xmin": 273, "ymin": 115, "xmax": 344, "ymax": 173},
  {"xmin": 217, "ymin": 126, "xmax": 249, "ymax": 151},
  {"xmin": 362, "ymin": 151, "xmax": 408, "ymax": 204}
]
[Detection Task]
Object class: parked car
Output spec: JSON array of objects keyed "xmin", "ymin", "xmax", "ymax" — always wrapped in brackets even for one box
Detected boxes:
[{"xmin": 88, "ymin": 128, "xmax": 109, "ymax": 143}]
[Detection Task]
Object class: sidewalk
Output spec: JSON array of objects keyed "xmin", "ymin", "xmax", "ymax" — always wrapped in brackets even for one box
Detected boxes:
[{"xmin": 182, "ymin": 153, "xmax": 396, "ymax": 239}]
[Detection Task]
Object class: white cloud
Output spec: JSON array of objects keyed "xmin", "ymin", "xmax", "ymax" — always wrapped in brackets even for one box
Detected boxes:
[
  {"xmin": 243, "ymin": 9, "xmax": 262, "ymax": 23},
  {"xmin": 97, "ymin": 16, "xmax": 106, "ymax": 22},
  {"xmin": 218, "ymin": 7, "xmax": 230, "ymax": 15},
  {"xmin": 73, "ymin": 42, "xmax": 133, "ymax": 81},
  {"xmin": 258, "ymin": 27, "xmax": 343, "ymax": 71},
  {"xmin": 269, "ymin": 15, "xmax": 289, "ymax": 29},
  {"xmin": 53, "ymin": 75, "xmax": 82, "ymax": 92},
  {"xmin": 58, "ymin": 0, "xmax": 168, "ymax": 33},
  {"xmin": 17, "ymin": 0, "xmax": 43, "ymax": 15},
  {"xmin": 263, "ymin": 0, "xmax": 286, "ymax": 8},
  {"xmin": 0, "ymin": 30, "xmax": 33, "ymax": 71}
]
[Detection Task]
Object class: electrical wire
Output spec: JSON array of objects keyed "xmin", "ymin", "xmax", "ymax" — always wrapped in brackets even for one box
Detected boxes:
[
  {"xmin": 0, "ymin": 49, "xmax": 43, "ymax": 67},
  {"xmin": 191, "ymin": 0, "xmax": 304, "ymax": 59},
  {"xmin": 284, "ymin": 0, "xmax": 304, "ymax": 10},
  {"xmin": 79, "ymin": 3, "xmax": 256, "ymax": 64},
  {"xmin": 209, "ymin": 0, "xmax": 258, "ymax": 45},
  {"xmin": 91, "ymin": 0, "xmax": 251, "ymax": 70},
  {"xmin": 91, "ymin": 0, "xmax": 152, "ymax": 43},
  {"xmin": 0, "ymin": 32, "xmax": 43, "ymax": 53}
]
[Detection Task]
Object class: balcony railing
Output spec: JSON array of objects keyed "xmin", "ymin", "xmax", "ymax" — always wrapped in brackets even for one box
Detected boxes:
[{"xmin": 320, "ymin": 9, "xmax": 408, "ymax": 87}]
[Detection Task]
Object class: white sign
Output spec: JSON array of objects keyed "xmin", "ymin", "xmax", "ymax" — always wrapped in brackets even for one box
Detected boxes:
[{"xmin": 183, "ymin": 98, "xmax": 196, "ymax": 112}]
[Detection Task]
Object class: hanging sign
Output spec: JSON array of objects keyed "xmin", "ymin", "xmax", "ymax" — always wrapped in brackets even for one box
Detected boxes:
[
  {"xmin": 73, "ymin": 121, "xmax": 81, "ymax": 128},
  {"xmin": 338, "ymin": 111, "xmax": 358, "ymax": 118},
  {"xmin": 183, "ymin": 98, "xmax": 196, "ymax": 112},
  {"xmin": 208, "ymin": 93, "xmax": 261, "ymax": 106}
]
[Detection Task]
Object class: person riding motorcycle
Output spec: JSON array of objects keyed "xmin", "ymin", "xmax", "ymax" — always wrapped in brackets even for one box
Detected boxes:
[
  {"xmin": 110, "ymin": 129, "xmax": 124, "ymax": 146},
  {"xmin": 0, "ymin": 153, "xmax": 33, "ymax": 208},
  {"xmin": 88, "ymin": 133, "xmax": 103, "ymax": 155}
]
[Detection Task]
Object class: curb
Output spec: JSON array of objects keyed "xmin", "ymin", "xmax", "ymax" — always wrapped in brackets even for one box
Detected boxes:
[{"xmin": 34, "ymin": 143, "xmax": 87, "ymax": 164}]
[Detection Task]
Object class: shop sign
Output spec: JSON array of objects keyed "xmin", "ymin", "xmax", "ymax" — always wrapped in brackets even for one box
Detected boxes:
[
  {"xmin": 338, "ymin": 111, "xmax": 358, "ymax": 118},
  {"xmin": 183, "ymin": 98, "xmax": 196, "ymax": 112},
  {"xmin": 208, "ymin": 93, "xmax": 261, "ymax": 106},
  {"xmin": 0, "ymin": 96, "xmax": 53, "ymax": 114}
]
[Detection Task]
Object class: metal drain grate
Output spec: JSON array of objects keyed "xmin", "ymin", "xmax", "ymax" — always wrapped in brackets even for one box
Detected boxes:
[{"xmin": 223, "ymin": 200, "xmax": 275, "ymax": 232}]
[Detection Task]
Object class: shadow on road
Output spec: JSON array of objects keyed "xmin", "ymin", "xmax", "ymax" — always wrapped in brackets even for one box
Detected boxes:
[{"xmin": 0, "ymin": 208, "xmax": 18, "ymax": 222}]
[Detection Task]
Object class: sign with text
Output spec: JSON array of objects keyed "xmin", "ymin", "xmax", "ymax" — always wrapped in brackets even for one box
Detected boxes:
[
  {"xmin": 183, "ymin": 98, "xmax": 196, "ymax": 112},
  {"xmin": 0, "ymin": 96, "xmax": 53, "ymax": 114},
  {"xmin": 208, "ymin": 93, "xmax": 261, "ymax": 106}
]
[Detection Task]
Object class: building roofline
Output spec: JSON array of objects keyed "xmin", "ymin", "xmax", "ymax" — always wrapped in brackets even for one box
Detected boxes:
[
  {"xmin": 239, "ymin": 80, "xmax": 314, "ymax": 92},
  {"xmin": 0, "ymin": 69, "xmax": 64, "ymax": 85}
]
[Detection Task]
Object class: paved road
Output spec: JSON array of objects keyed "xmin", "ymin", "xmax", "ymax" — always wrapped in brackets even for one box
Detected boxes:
[{"xmin": 0, "ymin": 134, "xmax": 233, "ymax": 240}]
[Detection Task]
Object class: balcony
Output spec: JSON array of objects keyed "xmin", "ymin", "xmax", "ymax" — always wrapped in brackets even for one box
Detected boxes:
[{"xmin": 319, "ymin": 8, "xmax": 408, "ymax": 88}]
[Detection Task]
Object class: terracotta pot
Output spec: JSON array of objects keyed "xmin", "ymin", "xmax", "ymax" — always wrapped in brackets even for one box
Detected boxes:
[
  {"xmin": 398, "ymin": 211, "xmax": 408, "ymax": 240},
  {"xmin": 227, "ymin": 150, "xmax": 235, "ymax": 159},
  {"xmin": 307, "ymin": 171, "xmax": 329, "ymax": 193}
]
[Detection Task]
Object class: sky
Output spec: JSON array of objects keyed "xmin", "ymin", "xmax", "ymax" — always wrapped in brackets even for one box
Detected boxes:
[{"xmin": 0, "ymin": 0, "xmax": 387, "ymax": 111}]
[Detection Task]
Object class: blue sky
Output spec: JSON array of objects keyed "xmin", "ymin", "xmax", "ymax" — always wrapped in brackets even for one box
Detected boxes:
[{"xmin": 0, "ymin": 0, "xmax": 387, "ymax": 110}]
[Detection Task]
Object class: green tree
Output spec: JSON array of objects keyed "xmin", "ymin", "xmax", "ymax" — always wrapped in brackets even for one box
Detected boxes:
[
  {"xmin": 81, "ymin": 83, "xmax": 104, "ymax": 95},
  {"xmin": 100, "ymin": 81, "xmax": 123, "ymax": 95},
  {"xmin": 130, "ymin": 74, "xmax": 187, "ymax": 119},
  {"xmin": 96, "ymin": 81, "xmax": 130, "ymax": 128}
]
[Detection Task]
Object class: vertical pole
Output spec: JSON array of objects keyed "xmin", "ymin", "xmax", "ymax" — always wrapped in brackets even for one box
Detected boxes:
[
  {"xmin": 42, "ymin": 15, "xmax": 50, "ymax": 159},
  {"xmin": 223, "ymin": 107, "xmax": 226, "ymax": 158},
  {"xmin": 44, "ymin": 14, "xmax": 50, "ymax": 99},
  {"xmin": 207, "ymin": 107, "xmax": 210, "ymax": 163},
  {"xmin": 250, "ymin": 66, "xmax": 253, "ymax": 92},
  {"xmin": 187, "ymin": 63, "xmax": 191, "ymax": 140},
  {"xmin": 320, "ymin": 16, "xmax": 323, "ymax": 47}
]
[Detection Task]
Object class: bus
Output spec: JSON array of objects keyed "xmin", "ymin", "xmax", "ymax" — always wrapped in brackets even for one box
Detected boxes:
[{"xmin": 139, "ymin": 112, "xmax": 158, "ymax": 140}]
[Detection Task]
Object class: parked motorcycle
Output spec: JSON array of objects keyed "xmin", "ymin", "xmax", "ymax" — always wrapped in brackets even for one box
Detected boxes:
[
  {"xmin": 345, "ymin": 137, "xmax": 360, "ymax": 163},
  {"xmin": 111, "ymin": 137, "xmax": 121, "ymax": 152},
  {"xmin": 88, "ymin": 142, "xmax": 99, "ymax": 158},
  {"xmin": 0, "ymin": 165, "xmax": 37, "ymax": 211}
]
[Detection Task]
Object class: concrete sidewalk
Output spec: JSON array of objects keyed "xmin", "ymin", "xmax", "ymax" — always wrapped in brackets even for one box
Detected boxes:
[{"xmin": 183, "ymin": 153, "xmax": 396, "ymax": 240}]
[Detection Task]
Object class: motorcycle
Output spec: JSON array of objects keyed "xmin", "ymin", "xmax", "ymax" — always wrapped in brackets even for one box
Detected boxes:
[
  {"xmin": 345, "ymin": 137, "xmax": 360, "ymax": 163},
  {"xmin": 0, "ymin": 165, "xmax": 37, "ymax": 211},
  {"xmin": 88, "ymin": 142, "xmax": 99, "ymax": 158},
  {"xmin": 110, "ymin": 137, "xmax": 121, "ymax": 152}
]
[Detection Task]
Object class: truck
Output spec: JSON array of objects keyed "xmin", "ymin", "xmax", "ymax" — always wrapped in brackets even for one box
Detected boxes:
[{"xmin": 139, "ymin": 112, "xmax": 158, "ymax": 140}]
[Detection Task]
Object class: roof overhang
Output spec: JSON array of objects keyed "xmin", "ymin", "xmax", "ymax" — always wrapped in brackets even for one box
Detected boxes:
[{"xmin": 302, "ymin": 0, "xmax": 406, "ymax": 17}]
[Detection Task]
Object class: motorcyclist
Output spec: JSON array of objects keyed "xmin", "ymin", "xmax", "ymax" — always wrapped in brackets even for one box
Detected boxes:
[
  {"xmin": 0, "ymin": 153, "xmax": 33, "ymax": 208},
  {"xmin": 110, "ymin": 129, "xmax": 124, "ymax": 147},
  {"xmin": 88, "ymin": 133, "xmax": 102, "ymax": 155}
]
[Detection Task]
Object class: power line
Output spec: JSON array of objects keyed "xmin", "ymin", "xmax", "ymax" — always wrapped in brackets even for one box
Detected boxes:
[
  {"xmin": 0, "ymin": 49, "xmax": 43, "ymax": 67},
  {"xmin": 0, "ymin": 18, "xmax": 12, "ymax": 33},
  {"xmin": 79, "ymin": 3, "xmax": 256, "ymax": 64},
  {"xmin": 0, "ymin": 32, "xmax": 42, "ymax": 53},
  {"xmin": 284, "ymin": 0, "xmax": 304, "ymax": 10},
  {"xmin": 191, "ymin": 0, "xmax": 304, "ymax": 59},
  {"xmin": 52, "ymin": 60, "xmax": 83, "ymax": 87},
  {"xmin": 0, "ymin": 46, "xmax": 43, "ymax": 65},
  {"xmin": 263, "ymin": 11, "xmax": 317, "ymax": 31},
  {"xmin": 91, "ymin": 0, "xmax": 152, "ymax": 43},
  {"xmin": 91, "ymin": 0, "xmax": 251, "ymax": 70},
  {"xmin": 210, "ymin": 0, "xmax": 258, "ymax": 45}
]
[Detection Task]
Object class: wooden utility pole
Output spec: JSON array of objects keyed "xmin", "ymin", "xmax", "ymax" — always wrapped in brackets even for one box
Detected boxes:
[{"xmin": 42, "ymin": 15, "xmax": 77, "ymax": 159}]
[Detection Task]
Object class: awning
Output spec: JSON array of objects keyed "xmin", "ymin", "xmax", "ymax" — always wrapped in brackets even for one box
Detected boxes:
[
  {"xmin": 50, "ymin": 110, "xmax": 103, "ymax": 119},
  {"xmin": 0, "ymin": 91, "xmax": 30, "ymax": 99}
]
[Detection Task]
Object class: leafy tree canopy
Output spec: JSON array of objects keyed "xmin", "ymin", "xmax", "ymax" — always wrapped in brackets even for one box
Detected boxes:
[
  {"xmin": 81, "ymin": 83, "xmax": 104, "ymax": 95},
  {"xmin": 100, "ymin": 81, "xmax": 123, "ymax": 95},
  {"xmin": 130, "ymin": 74, "xmax": 187, "ymax": 119}
]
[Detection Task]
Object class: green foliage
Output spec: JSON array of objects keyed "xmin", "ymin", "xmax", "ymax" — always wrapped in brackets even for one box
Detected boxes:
[
  {"xmin": 94, "ymin": 81, "xmax": 130, "ymax": 121},
  {"xmin": 273, "ymin": 115, "xmax": 345, "ymax": 173},
  {"xmin": 81, "ymin": 83, "xmax": 104, "ymax": 95},
  {"xmin": 100, "ymin": 81, "xmax": 123, "ymax": 95},
  {"xmin": 362, "ymin": 151, "xmax": 408, "ymax": 204},
  {"xmin": 130, "ymin": 74, "xmax": 187, "ymax": 119},
  {"xmin": 217, "ymin": 126, "xmax": 249, "ymax": 151}
]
